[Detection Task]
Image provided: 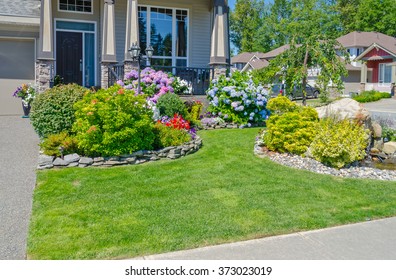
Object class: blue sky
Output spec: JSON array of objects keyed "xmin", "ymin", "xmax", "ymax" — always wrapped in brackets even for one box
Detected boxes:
[{"xmin": 229, "ymin": 0, "xmax": 236, "ymax": 10}]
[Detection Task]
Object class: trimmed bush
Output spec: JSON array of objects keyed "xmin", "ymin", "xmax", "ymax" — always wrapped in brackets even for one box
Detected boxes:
[
  {"xmin": 30, "ymin": 84, "xmax": 87, "ymax": 138},
  {"xmin": 266, "ymin": 95, "xmax": 298, "ymax": 115},
  {"xmin": 40, "ymin": 132, "xmax": 79, "ymax": 157},
  {"xmin": 263, "ymin": 96, "xmax": 319, "ymax": 155},
  {"xmin": 153, "ymin": 123, "xmax": 192, "ymax": 149},
  {"xmin": 156, "ymin": 92, "xmax": 187, "ymax": 118},
  {"xmin": 310, "ymin": 117, "xmax": 369, "ymax": 168},
  {"xmin": 73, "ymin": 85, "xmax": 155, "ymax": 156},
  {"xmin": 353, "ymin": 90, "xmax": 391, "ymax": 103}
]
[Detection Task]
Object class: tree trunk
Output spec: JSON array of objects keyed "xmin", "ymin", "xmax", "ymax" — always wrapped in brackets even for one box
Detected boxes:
[{"xmin": 302, "ymin": 49, "xmax": 309, "ymax": 106}]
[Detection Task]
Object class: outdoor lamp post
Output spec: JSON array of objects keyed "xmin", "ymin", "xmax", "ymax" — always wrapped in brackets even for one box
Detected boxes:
[{"xmin": 128, "ymin": 42, "xmax": 154, "ymax": 94}]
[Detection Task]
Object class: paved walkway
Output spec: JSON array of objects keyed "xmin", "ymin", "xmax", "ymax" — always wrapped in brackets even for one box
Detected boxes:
[
  {"xmin": 0, "ymin": 116, "xmax": 39, "ymax": 260},
  {"xmin": 363, "ymin": 98, "xmax": 396, "ymax": 120},
  {"xmin": 136, "ymin": 217, "xmax": 396, "ymax": 260}
]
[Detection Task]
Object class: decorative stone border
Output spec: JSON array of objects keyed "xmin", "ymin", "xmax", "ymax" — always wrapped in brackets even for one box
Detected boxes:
[
  {"xmin": 37, "ymin": 136, "xmax": 202, "ymax": 170},
  {"xmin": 254, "ymin": 135, "xmax": 396, "ymax": 181}
]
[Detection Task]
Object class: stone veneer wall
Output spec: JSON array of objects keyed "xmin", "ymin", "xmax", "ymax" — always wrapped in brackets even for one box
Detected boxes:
[
  {"xmin": 36, "ymin": 60, "xmax": 54, "ymax": 93},
  {"xmin": 37, "ymin": 136, "xmax": 202, "ymax": 170}
]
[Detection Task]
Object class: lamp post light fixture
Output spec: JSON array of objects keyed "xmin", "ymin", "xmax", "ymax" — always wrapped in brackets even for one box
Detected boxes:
[{"xmin": 128, "ymin": 42, "xmax": 154, "ymax": 94}]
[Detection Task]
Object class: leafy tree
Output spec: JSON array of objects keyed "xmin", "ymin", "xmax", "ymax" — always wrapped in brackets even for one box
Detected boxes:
[
  {"xmin": 256, "ymin": 0, "xmax": 349, "ymax": 105},
  {"xmin": 230, "ymin": 0, "xmax": 266, "ymax": 52},
  {"xmin": 353, "ymin": 0, "xmax": 396, "ymax": 37}
]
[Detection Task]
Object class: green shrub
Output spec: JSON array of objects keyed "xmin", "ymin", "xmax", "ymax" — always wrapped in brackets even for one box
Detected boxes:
[
  {"xmin": 156, "ymin": 92, "xmax": 187, "ymax": 118},
  {"xmin": 382, "ymin": 127, "xmax": 396, "ymax": 141},
  {"xmin": 263, "ymin": 96, "xmax": 319, "ymax": 155},
  {"xmin": 264, "ymin": 107, "xmax": 319, "ymax": 155},
  {"xmin": 73, "ymin": 85, "xmax": 155, "ymax": 156},
  {"xmin": 353, "ymin": 90, "xmax": 391, "ymax": 103},
  {"xmin": 30, "ymin": 84, "xmax": 87, "ymax": 138},
  {"xmin": 40, "ymin": 132, "xmax": 79, "ymax": 157},
  {"xmin": 267, "ymin": 95, "xmax": 298, "ymax": 115},
  {"xmin": 310, "ymin": 117, "xmax": 369, "ymax": 168},
  {"xmin": 153, "ymin": 123, "xmax": 192, "ymax": 149}
]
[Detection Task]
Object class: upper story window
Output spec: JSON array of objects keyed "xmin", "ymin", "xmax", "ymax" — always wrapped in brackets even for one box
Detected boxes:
[{"xmin": 59, "ymin": 0, "xmax": 93, "ymax": 13}]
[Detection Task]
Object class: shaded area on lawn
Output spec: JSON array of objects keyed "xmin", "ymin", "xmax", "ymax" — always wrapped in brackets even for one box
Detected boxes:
[{"xmin": 28, "ymin": 128, "xmax": 396, "ymax": 259}]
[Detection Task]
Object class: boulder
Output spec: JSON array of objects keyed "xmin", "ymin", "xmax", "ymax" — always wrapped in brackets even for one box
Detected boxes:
[
  {"xmin": 373, "ymin": 139, "xmax": 384, "ymax": 151},
  {"xmin": 371, "ymin": 121, "xmax": 382, "ymax": 138},
  {"xmin": 383, "ymin": 141, "xmax": 396, "ymax": 155},
  {"xmin": 315, "ymin": 98, "xmax": 370, "ymax": 122}
]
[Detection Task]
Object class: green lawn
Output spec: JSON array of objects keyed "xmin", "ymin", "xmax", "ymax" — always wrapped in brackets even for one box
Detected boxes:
[{"xmin": 28, "ymin": 128, "xmax": 396, "ymax": 259}]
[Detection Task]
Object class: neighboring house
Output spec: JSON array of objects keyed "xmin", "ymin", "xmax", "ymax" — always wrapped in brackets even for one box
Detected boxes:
[
  {"xmin": 1, "ymin": 0, "xmax": 230, "ymax": 105},
  {"xmin": 337, "ymin": 31, "xmax": 396, "ymax": 94},
  {"xmin": 231, "ymin": 31, "xmax": 396, "ymax": 95},
  {"xmin": 0, "ymin": 0, "xmax": 40, "ymax": 115},
  {"xmin": 231, "ymin": 52, "xmax": 267, "ymax": 71}
]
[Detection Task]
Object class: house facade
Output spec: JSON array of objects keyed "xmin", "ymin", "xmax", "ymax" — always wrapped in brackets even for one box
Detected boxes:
[
  {"xmin": 35, "ymin": 0, "xmax": 230, "ymax": 93},
  {"xmin": 0, "ymin": 0, "xmax": 230, "ymax": 112},
  {"xmin": 0, "ymin": 0, "xmax": 40, "ymax": 115}
]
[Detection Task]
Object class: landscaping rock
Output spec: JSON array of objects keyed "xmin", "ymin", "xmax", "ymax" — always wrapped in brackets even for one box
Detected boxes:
[
  {"xmin": 92, "ymin": 162, "xmax": 104, "ymax": 167},
  {"xmin": 37, "ymin": 164, "xmax": 54, "ymax": 170},
  {"xmin": 383, "ymin": 142, "xmax": 396, "ymax": 155},
  {"xmin": 132, "ymin": 150, "xmax": 145, "ymax": 157},
  {"xmin": 315, "ymin": 98, "xmax": 370, "ymax": 122},
  {"xmin": 78, "ymin": 164, "xmax": 87, "ymax": 168},
  {"xmin": 79, "ymin": 157, "xmax": 93, "ymax": 165},
  {"xmin": 64, "ymin": 153, "xmax": 80, "ymax": 164},
  {"xmin": 94, "ymin": 157, "xmax": 104, "ymax": 162},
  {"xmin": 38, "ymin": 155, "xmax": 54, "ymax": 166},
  {"xmin": 370, "ymin": 148, "xmax": 380, "ymax": 154},
  {"xmin": 67, "ymin": 162, "xmax": 79, "ymax": 168},
  {"xmin": 125, "ymin": 156, "xmax": 137, "ymax": 163},
  {"xmin": 373, "ymin": 139, "xmax": 384, "ymax": 151},
  {"xmin": 53, "ymin": 157, "xmax": 68, "ymax": 166},
  {"xmin": 371, "ymin": 122, "xmax": 382, "ymax": 138}
]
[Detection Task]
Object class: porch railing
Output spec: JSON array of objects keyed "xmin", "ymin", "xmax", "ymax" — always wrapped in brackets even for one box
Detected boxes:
[
  {"xmin": 152, "ymin": 66, "xmax": 214, "ymax": 95},
  {"xmin": 108, "ymin": 64, "xmax": 125, "ymax": 87},
  {"xmin": 108, "ymin": 65, "xmax": 214, "ymax": 95}
]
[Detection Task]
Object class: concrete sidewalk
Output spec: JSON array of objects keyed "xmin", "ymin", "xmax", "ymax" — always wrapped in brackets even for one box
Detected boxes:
[
  {"xmin": 136, "ymin": 217, "xmax": 396, "ymax": 260},
  {"xmin": 363, "ymin": 98, "xmax": 396, "ymax": 120},
  {"xmin": 0, "ymin": 116, "xmax": 39, "ymax": 260}
]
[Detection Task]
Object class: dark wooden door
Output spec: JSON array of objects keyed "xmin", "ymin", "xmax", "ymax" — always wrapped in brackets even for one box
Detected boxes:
[{"xmin": 56, "ymin": 31, "xmax": 83, "ymax": 85}]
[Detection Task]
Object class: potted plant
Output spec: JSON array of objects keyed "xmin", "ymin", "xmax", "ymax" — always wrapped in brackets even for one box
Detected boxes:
[{"xmin": 12, "ymin": 84, "xmax": 36, "ymax": 118}]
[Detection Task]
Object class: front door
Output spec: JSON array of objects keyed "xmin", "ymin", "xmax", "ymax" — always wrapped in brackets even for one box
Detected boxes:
[{"xmin": 56, "ymin": 31, "xmax": 83, "ymax": 85}]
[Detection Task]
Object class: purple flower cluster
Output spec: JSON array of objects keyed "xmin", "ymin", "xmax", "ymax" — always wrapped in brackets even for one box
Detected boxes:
[{"xmin": 120, "ymin": 67, "xmax": 177, "ymax": 102}]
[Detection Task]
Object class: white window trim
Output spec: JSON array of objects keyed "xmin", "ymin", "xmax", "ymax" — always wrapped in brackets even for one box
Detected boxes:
[
  {"xmin": 54, "ymin": 18, "xmax": 97, "ymax": 87},
  {"xmin": 138, "ymin": 5, "xmax": 189, "ymax": 67},
  {"xmin": 379, "ymin": 63, "xmax": 392, "ymax": 84},
  {"xmin": 58, "ymin": 0, "xmax": 94, "ymax": 15}
]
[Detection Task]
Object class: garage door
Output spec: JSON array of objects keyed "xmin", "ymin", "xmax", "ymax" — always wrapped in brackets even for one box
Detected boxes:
[{"xmin": 0, "ymin": 38, "xmax": 35, "ymax": 115}]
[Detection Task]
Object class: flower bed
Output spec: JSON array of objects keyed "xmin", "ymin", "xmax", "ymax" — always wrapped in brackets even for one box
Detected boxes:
[
  {"xmin": 37, "ymin": 136, "xmax": 202, "ymax": 170},
  {"xmin": 254, "ymin": 135, "xmax": 396, "ymax": 181}
]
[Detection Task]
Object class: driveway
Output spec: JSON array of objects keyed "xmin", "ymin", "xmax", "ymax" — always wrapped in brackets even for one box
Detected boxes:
[
  {"xmin": 0, "ymin": 116, "xmax": 39, "ymax": 259},
  {"xmin": 363, "ymin": 98, "xmax": 396, "ymax": 121}
]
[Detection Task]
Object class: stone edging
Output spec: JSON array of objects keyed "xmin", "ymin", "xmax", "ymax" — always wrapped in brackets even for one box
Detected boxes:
[
  {"xmin": 201, "ymin": 122, "xmax": 265, "ymax": 130},
  {"xmin": 254, "ymin": 136, "xmax": 396, "ymax": 181},
  {"xmin": 37, "ymin": 136, "xmax": 203, "ymax": 170}
]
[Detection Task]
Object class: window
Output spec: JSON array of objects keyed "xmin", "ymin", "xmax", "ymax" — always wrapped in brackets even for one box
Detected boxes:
[
  {"xmin": 379, "ymin": 63, "xmax": 392, "ymax": 83},
  {"xmin": 59, "ymin": 0, "xmax": 92, "ymax": 13},
  {"xmin": 138, "ymin": 6, "xmax": 188, "ymax": 67}
]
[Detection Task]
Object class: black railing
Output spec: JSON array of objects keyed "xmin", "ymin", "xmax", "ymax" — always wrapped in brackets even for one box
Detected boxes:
[
  {"xmin": 108, "ymin": 64, "xmax": 125, "ymax": 87},
  {"xmin": 152, "ymin": 66, "xmax": 214, "ymax": 95},
  {"xmin": 108, "ymin": 65, "xmax": 214, "ymax": 95}
]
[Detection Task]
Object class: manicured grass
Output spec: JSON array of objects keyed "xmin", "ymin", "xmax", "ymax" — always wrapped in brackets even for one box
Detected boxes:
[{"xmin": 28, "ymin": 128, "xmax": 396, "ymax": 259}]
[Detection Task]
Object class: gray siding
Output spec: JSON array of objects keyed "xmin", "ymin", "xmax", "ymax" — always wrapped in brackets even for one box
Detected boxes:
[{"xmin": 114, "ymin": 0, "xmax": 212, "ymax": 68}]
